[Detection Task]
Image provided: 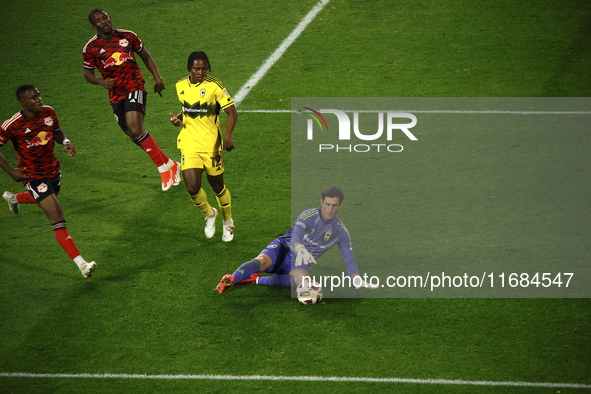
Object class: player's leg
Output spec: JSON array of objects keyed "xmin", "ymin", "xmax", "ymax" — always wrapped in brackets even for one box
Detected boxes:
[
  {"xmin": 3, "ymin": 191, "xmax": 36, "ymax": 214},
  {"xmin": 184, "ymin": 162, "xmax": 217, "ymax": 238},
  {"xmin": 215, "ymin": 254, "xmax": 269, "ymax": 293},
  {"xmin": 216, "ymin": 239, "xmax": 284, "ymax": 293},
  {"xmin": 256, "ymin": 243, "xmax": 294, "ymax": 288},
  {"xmin": 29, "ymin": 177, "xmax": 96, "ymax": 278},
  {"xmin": 207, "ymin": 172, "xmax": 233, "ymax": 242},
  {"xmin": 234, "ymin": 254, "xmax": 273, "ymax": 283},
  {"xmin": 117, "ymin": 92, "xmax": 179, "ymax": 190}
]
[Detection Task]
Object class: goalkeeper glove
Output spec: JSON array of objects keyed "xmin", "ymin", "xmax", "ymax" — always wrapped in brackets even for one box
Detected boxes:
[{"xmin": 295, "ymin": 244, "xmax": 317, "ymax": 266}]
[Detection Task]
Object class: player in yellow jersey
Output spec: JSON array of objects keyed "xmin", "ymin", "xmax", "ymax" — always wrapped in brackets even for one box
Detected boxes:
[{"xmin": 169, "ymin": 51, "xmax": 238, "ymax": 241}]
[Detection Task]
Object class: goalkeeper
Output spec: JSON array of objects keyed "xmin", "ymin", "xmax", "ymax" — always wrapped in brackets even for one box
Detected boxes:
[{"xmin": 216, "ymin": 186, "xmax": 374, "ymax": 293}]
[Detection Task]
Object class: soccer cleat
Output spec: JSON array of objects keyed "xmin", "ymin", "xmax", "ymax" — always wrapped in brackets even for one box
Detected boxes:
[
  {"xmin": 239, "ymin": 273, "xmax": 260, "ymax": 285},
  {"xmin": 204, "ymin": 208, "xmax": 218, "ymax": 238},
  {"xmin": 3, "ymin": 191, "xmax": 19, "ymax": 215},
  {"xmin": 160, "ymin": 169, "xmax": 173, "ymax": 191},
  {"xmin": 216, "ymin": 274, "xmax": 235, "ymax": 293},
  {"xmin": 222, "ymin": 219, "xmax": 234, "ymax": 242},
  {"xmin": 170, "ymin": 161, "xmax": 181, "ymax": 186},
  {"xmin": 80, "ymin": 261, "xmax": 97, "ymax": 279}
]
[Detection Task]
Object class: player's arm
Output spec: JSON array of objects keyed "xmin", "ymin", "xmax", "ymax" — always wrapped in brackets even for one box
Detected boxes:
[
  {"xmin": 54, "ymin": 129, "xmax": 76, "ymax": 157},
  {"xmin": 0, "ymin": 152, "xmax": 30, "ymax": 182},
  {"xmin": 338, "ymin": 230, "xmax": 377, "ymax": 289},
  {"xmin": 137, "ymin": 47, "xmax": 164, "ymax": 96},
  {"xmin": 83, "ymin": 68, "xmax": 115, "ymax": 90},
  {"xmin": 222, "ymin": 105, "xmax": 238, "ymax": 152}
]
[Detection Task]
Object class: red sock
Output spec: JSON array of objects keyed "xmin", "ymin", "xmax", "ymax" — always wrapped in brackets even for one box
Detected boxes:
[
  {"xmin": 137, "ymin": 132, "xmax": 169, "ymax": 167},
  {"xmin": 53, "ymin": 222, "xmax": 81, "ymax": 260},
  {"xmin": 16, "ymin": 192, "xmax": 37, "ymax": 204}
]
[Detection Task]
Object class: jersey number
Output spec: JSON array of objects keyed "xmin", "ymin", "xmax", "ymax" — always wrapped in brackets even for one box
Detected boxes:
[{"xmin": 210, "ymin": 155, "xmax": 222, "ymax": 168}]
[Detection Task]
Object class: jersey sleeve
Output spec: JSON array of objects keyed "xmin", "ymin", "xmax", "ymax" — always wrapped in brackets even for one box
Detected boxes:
[
  {"xmin": 291, "ymin": 217, "xmax": 306, "ymax": 245},
  {"xmin": 291, "ymin": 208, "xmax": 315, "ymax": 245},
  {"xmin": 0, "ymin": 126, "xmax": 9, "ymax": 147},
  {"xmin": 83, "ymin": 39, "xmax": 97, "ymax": 70},
  {"xmin": 215, "ymin": 84, "xmax": 235, "ymax": 110},
  {"xmin": 48, "ymin": 107, "xmax": 61, "ymax": 130},
  {"xmin": 130, "ymin": 31, "xmax": 144, "ymax": 53}
]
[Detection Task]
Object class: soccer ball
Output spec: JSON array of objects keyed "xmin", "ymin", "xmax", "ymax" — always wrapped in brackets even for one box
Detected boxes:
[{"xmin": 296, "ymin": 281, "xmax": 323, "ymax": 305}]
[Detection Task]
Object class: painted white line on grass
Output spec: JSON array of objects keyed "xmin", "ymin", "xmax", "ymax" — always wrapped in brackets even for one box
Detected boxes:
[
  {"xmin": 237, "ymin": 109, "xmax": 591, "ymax": 115},
  {"xmin": 232, "ymin": 0, "xmax": 331, "ymax": 106},
  {"xmin": 1, "ymin": 372, "xmax": 590, "ymax": 389}
]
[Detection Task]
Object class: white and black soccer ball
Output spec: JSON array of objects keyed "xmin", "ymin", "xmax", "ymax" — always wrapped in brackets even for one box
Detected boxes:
[{"xmin": 297, "ymin": 281, "xmax": 323, "ymax": 305}]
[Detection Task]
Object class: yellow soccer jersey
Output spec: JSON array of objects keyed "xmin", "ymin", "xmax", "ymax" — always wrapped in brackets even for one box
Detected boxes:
[{"xmin": 175, "ymin": 75, "xmax": 235, "ymax": 152}]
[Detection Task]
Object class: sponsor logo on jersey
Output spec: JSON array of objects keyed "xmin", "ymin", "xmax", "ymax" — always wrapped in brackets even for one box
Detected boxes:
[
  {"xmin": 26, "ymin": 131, "xmax": 53, "ymax": 148},
  {"xmin": 102, "ymin": 52, "xmax": 134, "ymax": 68}
]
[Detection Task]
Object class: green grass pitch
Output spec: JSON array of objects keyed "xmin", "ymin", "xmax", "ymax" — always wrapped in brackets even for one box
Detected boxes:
[{"xmin": 0, "ymin": 0, "xmax": 590, "ymax": 392}]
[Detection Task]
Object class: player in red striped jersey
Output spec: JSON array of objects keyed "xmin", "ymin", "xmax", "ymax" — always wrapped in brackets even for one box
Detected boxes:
[
  {"xmin": 1, "ymin": 85, "xmax": 97, "ymax": 278},
  {"xmin": 83, "ymin": 8, "xmax": 180, "ymax": 191}
]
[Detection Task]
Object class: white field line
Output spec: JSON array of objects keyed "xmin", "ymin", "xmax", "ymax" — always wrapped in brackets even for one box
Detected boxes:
[
  {"xmin": 0, "ymin": 372, "xmax": 590, "ymax": 389},
  {"xmin": 237, "ymin": 109, "xmax": 591, "ymax": 115},
  {"xmin": 232, "ymin": 0, "xmax": 331, "ymax": 106}
]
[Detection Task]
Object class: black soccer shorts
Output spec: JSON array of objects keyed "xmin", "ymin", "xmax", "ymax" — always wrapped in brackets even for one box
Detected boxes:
[
  {"xmin": 25, "ymin": 172, "xmax": 61, "ymax": 203},
  {"xmin": 111, "ymin": 90, "xmax": 147, "ymax": 132}
]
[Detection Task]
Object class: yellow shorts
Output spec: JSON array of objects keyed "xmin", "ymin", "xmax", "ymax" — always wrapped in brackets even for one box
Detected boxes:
[{"xmin": 181, "ymin": 150, "xmax": 224, "ymax": 176}]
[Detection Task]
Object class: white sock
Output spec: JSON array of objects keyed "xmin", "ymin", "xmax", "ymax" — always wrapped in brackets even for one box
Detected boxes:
[{"xmin": 73, "ymin": 255, "xmax": 86, "ymax": 269}]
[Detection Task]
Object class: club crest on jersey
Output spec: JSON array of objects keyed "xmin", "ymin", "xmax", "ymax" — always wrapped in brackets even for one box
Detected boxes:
[
  {"xmin": 44, "ymin": 117, "xmax": 53, "ymax": 126},
  {"xmin": 119, "ymin": 39, "xmax": 129, "ymax": 47},
  {"xmin": 324, "ymin": 227, "xmax": 333, "ymax": 241},
  {"xmin": 200, "ymin": 89, "xmax": 206, "ymax": 97},
  {"xmin": 37, "ymin": 183, "xmax": 48, "ymax": 193}
]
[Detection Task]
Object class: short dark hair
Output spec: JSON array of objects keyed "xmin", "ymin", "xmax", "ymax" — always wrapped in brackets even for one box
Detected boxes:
[
  {"xmin": 16, "ymin": 84, "xmax": 36, "ymax": 101},
  {"xmin": 321, "ymin": 186, "xmax": 344, "ymax": 203},
  {"xmin": 88, "ymin": 8, "xmax": 107, "ymax": 23},
  {"xmin": 187, "ymin": 51, "xmax": 212, "ymax": 72}
]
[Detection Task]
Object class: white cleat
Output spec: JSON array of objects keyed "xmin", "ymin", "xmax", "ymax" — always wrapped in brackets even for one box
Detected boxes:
[
  {"xmin": 222, "ymin": 219, "xmax": 235, "ymax": 242},
  {"xmin": 80, "ymin": 261, "xmax": 97, "ymax": 278},
  {"xmin": 204, "ymin": 208, "xmax": 218, "ymax": 239},
  {"xmin": 3, "ymin": 191, "xmax": 19, "ymax": 215}
]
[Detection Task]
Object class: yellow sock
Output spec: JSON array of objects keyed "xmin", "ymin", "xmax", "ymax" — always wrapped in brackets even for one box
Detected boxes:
[
  {"xmin": 215, "ymin": 186, "xmax": 232, "ymax": 221},
  {"xmin": 189, "ymin": 188, "xmax": 213, "ymax": 216}
]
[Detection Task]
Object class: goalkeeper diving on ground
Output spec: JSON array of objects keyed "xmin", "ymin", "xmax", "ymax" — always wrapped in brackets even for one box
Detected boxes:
[{"xmin": 216, "ymin": 186, "xmax": 377, "ymax": 293}]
